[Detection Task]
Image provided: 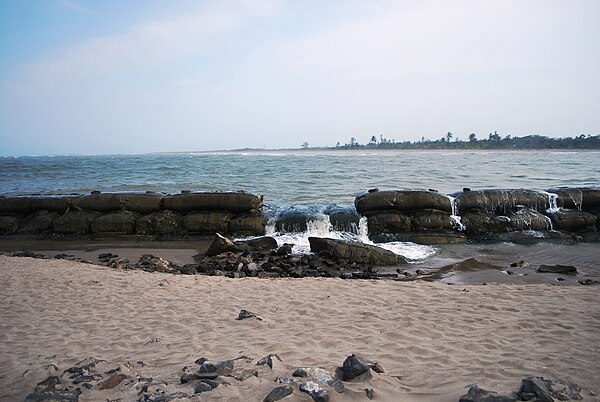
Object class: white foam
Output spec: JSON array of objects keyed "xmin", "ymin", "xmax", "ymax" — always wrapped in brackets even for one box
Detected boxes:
[
  {"xmin": 446, "ymin": 195, "xmax": 466, "ymax": 231},
  {"xmin": 261, "ymin": 213, "xmax": 437, "ymax": 262}
]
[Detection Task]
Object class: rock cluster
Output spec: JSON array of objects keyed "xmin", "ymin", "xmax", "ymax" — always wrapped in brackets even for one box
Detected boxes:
[
  {"xmin": 459, "ymin": 376, "xmax": 582, "ymax": 401},
  {"xmin": 23, "ymin": 351, "xmax": 583, "ymax": 402}
]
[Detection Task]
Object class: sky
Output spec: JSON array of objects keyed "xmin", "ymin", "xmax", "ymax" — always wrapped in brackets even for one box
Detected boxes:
[{"xmin": 0, "ymin": 0, "xmax": 599, "ymax": 156}]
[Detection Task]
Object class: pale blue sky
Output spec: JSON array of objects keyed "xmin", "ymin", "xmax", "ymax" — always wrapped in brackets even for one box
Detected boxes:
[{"xmin": 1, "ymin": 0, "xmax": 599, "ymax": 156}]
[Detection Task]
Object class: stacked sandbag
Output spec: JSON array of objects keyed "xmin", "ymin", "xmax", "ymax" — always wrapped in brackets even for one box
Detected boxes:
[
  {"xmin": 354, "ymin": 190, "xmax": 462, "ymax": 243},
  {"xmin": 546, "ymin": 187, "xmax": 599, "ymax": 232},
  {"xmin": 0, "ymin": 195, "xmax": 76, "ymax": 234},
  {"xmin": 0, "ymin": 191, "xmax": 266, "ymax": 237},
  {"xmin": 453, "ymin": 189, "xmax": 553, "ymax": 237}
]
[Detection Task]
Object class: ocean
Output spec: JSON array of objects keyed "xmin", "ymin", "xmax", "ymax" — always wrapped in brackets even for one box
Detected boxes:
[{"xmin": 2, "ymin": 150, "xmax": 599, "ymax": 207}]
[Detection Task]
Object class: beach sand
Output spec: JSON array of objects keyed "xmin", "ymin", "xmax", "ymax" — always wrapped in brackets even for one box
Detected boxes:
[{"xmin": 1, "ymin": 255, "xmax": 599, "ymax": 401}]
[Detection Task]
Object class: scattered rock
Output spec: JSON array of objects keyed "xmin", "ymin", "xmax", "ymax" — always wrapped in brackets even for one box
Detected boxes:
[
  {"xmin": 98, "ymin": 373, "xmax": 128, "ymax": 390},
  {"xmin": 236, "ymin": 309, "xmax": 263, "ymax": 321},
  {"xmin": 365, "ymin": 388, "xmax": 374, "ymax": 399},
  {"xmin": 206, "ymin": 233, "xmax": 239, "ymax": 257},
  {"xmin": 299, "ymin": 381, "xmax": 329, "ymax": 402},
  {"xmin": 24, "ymin": 376, "xmax": 81, "ymax": 402},
  {"xmin": 263, "ymin": 385, "xmax": 293, "ymax": 402},
  {"xmin": 518, "ymin": 377, "xmax": 582, "ymax": 401},
  {"xmin": 292, "ymin": 367, "xmax": 334, "ymax": 386},
  {"xmin": 257, "ymin": 354, "xmax": 282, "ymax": 369},
  {"xmin": 459, "ymin": 385, "xmax": 517, "ymax": 402},
  {"xmin": 341, "ymin": 354, "xmax": 382, "ymax": 381},
  {"xmin": 194, "ymin": 380, "xmax": 218, "ymax": 394},
  {"xmin": 538, "ymin": 265, "xmax": 578, "ymax": 275},
  {"xmin": 578, "ymin": 279, "xmax": 600, "ymax": 285}
]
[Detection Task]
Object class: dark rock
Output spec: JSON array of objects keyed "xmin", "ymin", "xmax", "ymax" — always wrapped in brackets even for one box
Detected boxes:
[
  {"xmin": 276, "ymin": 244, "xmax": 293, "ymax": 256},
  {"xmin": 547, "ymin": 188, "xmax": 583, "ymax": 210},
  {"xmin": 332, "ymin": 380, "xmax": 345, "ymax": 393},
  {"xmin": 256, "ymin": 354, "xmax": 282, "ymax": 369},
  {"xmin": 309, "ymin": 237, "xmax": 406, "ymax": 265},
  {"xmin": 341, "ymin": 354, "xmax": 375, "ymax": 381},
  {"xmin": 236, "ymin": 309, "xmax": 263, "ymax": 321},
  {"xmin": 519, "ymin": 376, "xmax": 582, "ymax": 401},
  {"xmin": 299, "ymin": 381, "xmax": 329, "ymax": 402},
  {"xmin": 579, "ymin": 279, "xmax": 600, "ymax": 285},
  {"xmin": 538, "ymin": 265, "xmax": 578, "ymax": 275},
  {"xmin": 194, "ymin": 357, "xmax": 207, "ymax": 366},
  {"xmin": 194, "ymin": 380, "xmax": 218, "ymax": 394},
  {"xmin": 37, "ymin": 376, "xmax": 61, "ymax": 389},
  {"xmin": 235, "ymin": 236, "xmax": 278, "ymax": 252},
  {"xmin": 291, "ymin": 368, "xmax": 334, "ymax": 386},
  {"xmin": 365, "ymin": 388, "xmax": 374, "ymax": 399},
  {"xmin": 263, "ymin": 385, "xmax": 293, "ymax": 402},
  {"xmin": 24, "ymin": 388, "xmax": 81, "ymax": 402},
  {"xmin": 355, "ymin": 190, "xmax": 452, "ymax": 214},
  {"xmin": 507, "ymin": 208, "xmax": 552, "ymax": 231},
  {"xmin": 460, "ymin": 212, "xmax": 510, "ymax": 235},
  {"xmin": 98, "ymin": 373, "xmax": 128, "ymax": 390},
  {"xmin": 459, "ymin": 385, "xmax": 517, "ymax": 402},
  {"xmin": 206, "ymin": 233, "xmax": 239, "ymax": 257},
  {"xmin": 72, "ymin": 374, "xmax": 103, "ymax": 384}
]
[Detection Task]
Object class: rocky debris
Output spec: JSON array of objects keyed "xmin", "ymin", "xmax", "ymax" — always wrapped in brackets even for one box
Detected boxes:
[
  {"xmin": 538, "ymin": 265, "xmax": 578, "ymax": 275},
  {"xmin": 459, "ymin": 385, "xmax": 517, "ymax": 402},
  {"xmin": 578, "ymin": 279, "xmax": 600, "ymax": 285},
  {"xmin": 235, "ymin": 236, "xmax": 279, "ymax": 252},
  {"xmin": 24, "ymin": 375, "xmax": 81, "ymax": 402},
  {"xmin": 308, "ymin": 237, "xmax": 407, "ymax": 265},
  {"xmin": 341, "ymin": 354, "xmax": 384, "ymax": 381},
  {"xmin": 206, "ymin": 233, "xmax": 239, "ymax": 256},
  {"xmin": 98, "ymin": 373, "xmax": 128, "ymax": 390},
  {"xmin": 257, "ymin": 354, "xmax": 282, "ymax": 369},
  {"xmin": 299, "ymin": 381, "xmax": 329, "ymax": 402},
  {"xmin": 263, "ymin": 385, "xmax": 294, "ymax": 402},
  {"xmin": 365, "ymin": 388, "xmax": 374, "ymax": 399},
  {"xmin": 236, "ymin": 309, "xmax": 263, "ymax": 321},
  {"xmin": 460, "ymin": 377, "xmax": 583, "ymax": 402},
  {"xmin": 276, "ymin": 243, "xmax": 294, "ymax": 256},
  {"xmin": 292, "ymin": 367, "xmax": 335, "ymax": 386},
  {"xmin": 518, "ymin": 376, "xmax": 582, "ymax": 401},
  {"xmin": 194, "ymin": 380, "xmax": 219, "ymax": 394}
]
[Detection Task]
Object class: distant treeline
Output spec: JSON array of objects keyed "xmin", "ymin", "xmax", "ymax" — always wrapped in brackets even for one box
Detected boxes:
[{"xmin": 302, "ymin": 133, "xmax": 600, "ymax": 150}]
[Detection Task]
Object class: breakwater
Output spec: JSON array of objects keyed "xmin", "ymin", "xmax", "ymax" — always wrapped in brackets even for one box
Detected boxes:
[{"xmin": 0, "ymin": 188, "xmax": 598, "ymax": 244}]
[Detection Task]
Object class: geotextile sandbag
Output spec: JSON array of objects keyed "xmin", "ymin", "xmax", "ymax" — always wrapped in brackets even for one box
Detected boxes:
[
  {"xmin": 355, "ymin": 190, "xmax": 451, "ymax": 214},
  {"xmin": 183, "ymin": 211, "xmax": 232, "ymax": 234},
  {"xmin": 0, "ymin": 196, "xmax": 73, "ymax": 214},
  {"xmin": 91, "ymin": 211, "xmax": 139, "ymax": 234},
  {"xmin": 548, "ymin": 210, "xmax": 597, "ymax": 232},
  {"xmin": 453, "ymin": 189, "xmax": 549, "ymax": 214},
  {"xmin": 162, "ymin": 192, "xmax": 262, "ymax": 213},
  {"xmin": 53, "ymin": 211, "xmax": 101, "ymax": 234},
  {"xmin": 74, "ymin": 192, "xmax": 164, "ymax": 213},
  {"xmin": 227, "ymin": 212, "xmax": 266, "ymax": 236},
  {"xmin": 136, "ymin": 210, "xmax": 183, "ymax": 235},
  {"xmin": 18, "ymin": 210, "xmax": 59, "ymax": 233}
]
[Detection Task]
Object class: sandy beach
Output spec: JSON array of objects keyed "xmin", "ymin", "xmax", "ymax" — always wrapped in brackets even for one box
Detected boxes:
[{"xmin": 1, "ymin": 255, "xmax": 599, "ymax": 401}]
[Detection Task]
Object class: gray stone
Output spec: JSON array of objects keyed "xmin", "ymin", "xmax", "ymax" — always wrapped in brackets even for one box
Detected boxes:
[
  {"xmin": 459, "ymin": 385, "xmax": 517, "ymax": 402},
  {"xmin": 263, "ymin": 385, "xmax": 293, "ymax": 402},
  {"xmin": 309, "ymin": 237, "xmax": 406, "ymax": 265},
  {"xmin": 538, "ymin": 265, "xmax": 578, "ymax": 275},
  {"xmin": 299, "ymin": 381, "xmax": 329, "ymax": 402}
]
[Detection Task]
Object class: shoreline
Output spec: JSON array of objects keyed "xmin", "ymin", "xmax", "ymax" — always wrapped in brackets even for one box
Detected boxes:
[{"xmin": 1, "ymin": 255, "xmax": 598, "ymax": 401}]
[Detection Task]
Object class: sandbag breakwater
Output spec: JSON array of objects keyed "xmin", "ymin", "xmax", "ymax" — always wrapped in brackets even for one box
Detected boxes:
[
  {"xmin": 354, "ymin": 188, "xmax": 600, "ymax": 244},
  {"xmin": 0, "ymin": 191, "xmax": 265, "ymax": 237},
  {"xmin": 0, "ymin": 188, "xmax": 599, "ymax": 243}
]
